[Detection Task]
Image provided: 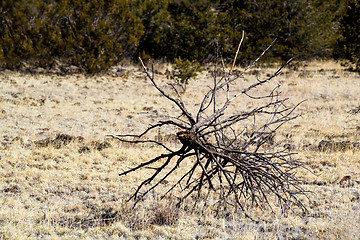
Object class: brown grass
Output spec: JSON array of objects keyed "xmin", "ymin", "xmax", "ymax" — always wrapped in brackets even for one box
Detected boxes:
[{"xmin": 1, "ymin": 60, "xmax": 360, "ymax": 239}]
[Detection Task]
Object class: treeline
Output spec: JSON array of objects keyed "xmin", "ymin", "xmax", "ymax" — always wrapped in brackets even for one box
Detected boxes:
[{"xmin": 0, "ymin": 0, "xmax": 358, "ymax": 73}]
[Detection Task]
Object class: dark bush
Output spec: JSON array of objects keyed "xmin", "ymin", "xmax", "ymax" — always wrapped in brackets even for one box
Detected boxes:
[
  {"xmin": 54, "ymin": 0, "xmax": 144, "ymax": 73},
  {"xmin": 0, "ymin": 0, "xmax": 50, "ymax": 69},
  {"xmin": 0, "ymin": 0, "xmax": 144, "ymax": 73},
  {"xmin": 132, "ymin": 0, "xmax": 217, "ymax": 62},
  {"xmin": 168, "ymin": 57, "xmax": 202, "ymax": 92},
  {"xmin": 333, "ymin": 0, "xmax": 360, "ymax": 72},
  {"xmin": 214, "ymin": 0, "xmax": 343, "ymax": 62},
  {"xmin": 0, "ymin": 0, "xmax": 354, "ymax": 72}
]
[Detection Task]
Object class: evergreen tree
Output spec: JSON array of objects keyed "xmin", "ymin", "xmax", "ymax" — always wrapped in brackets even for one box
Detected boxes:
[
  {"xmin": 0, "ymin": 0, "xmax": 355, "ymax": 71},
  {"xmin": 130, "ymin": 0, "xmax": 171, "ymax": 60},
  {"xmin": 166, "ymin": 0, "xmax": 217, "ymax": 61},
  {"xmin": 215, "ymin": 0, "xmax": 325, "ymax": 62},
  {"xmin": 132, "ymin": 0, "xmax": 217, "ymax": 61},
  {"xmin": 334, "ymin": 0, "xmax": 360, "ymax": 71},
  {"xmin": 0, "ymin": 0, "xmax": 144, "ymax": 73},
  {"xmin": 0, "ymin": 0, "xmax": 50, "ymax": 68},
  {"xmin": 53, "ymin": 0, "xmax": 144, "ymax": 73}
]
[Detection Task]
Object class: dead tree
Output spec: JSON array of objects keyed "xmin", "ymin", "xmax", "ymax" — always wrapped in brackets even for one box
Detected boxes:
[{"xmin": 109, "ymin": 40, "xmax": 309, "ymax": 216}]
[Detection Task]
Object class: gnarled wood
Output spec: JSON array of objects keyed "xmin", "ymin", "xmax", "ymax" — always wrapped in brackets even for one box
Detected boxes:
[{"xmin": 109, "ymin": 41, "xmax": 310, "ymax": 218}]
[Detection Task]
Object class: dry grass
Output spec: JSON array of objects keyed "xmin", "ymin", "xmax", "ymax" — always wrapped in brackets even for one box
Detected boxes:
[{"xmin": 1, "ymin": 60, "xmax": 360, "ymax": 239}]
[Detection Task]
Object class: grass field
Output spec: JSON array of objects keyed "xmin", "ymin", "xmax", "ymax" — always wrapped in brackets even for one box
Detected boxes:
[{"xmin": 1, "ymin": 61, "xmax": 360, "ymax": 239}]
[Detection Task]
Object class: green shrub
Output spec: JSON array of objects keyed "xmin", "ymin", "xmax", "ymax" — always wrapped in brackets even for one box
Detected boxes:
[
  {"xmin": 132, "ymin": 0, "xmax": 217, "ymax": 62},
  {"xmin": 48, "ymin": 0, "xmax": 145, "ymax": 73},
  {"xmin": 169, "ymin": 57, "xmax": 202, "ymax": 92},
  {"xmin": 0, "ymin": 0, "xmax": 48, "ymax": 68},
  {"xmin": 0, "ymin": 0, "xmax": 144, "ymax": 73},
  {"xmin": 0, "ymin": 0, "xmax": 354, "ymax": 71},
  {"xmin": 215, "ymin": 0, "xmax": 340, "ymax": 62}
]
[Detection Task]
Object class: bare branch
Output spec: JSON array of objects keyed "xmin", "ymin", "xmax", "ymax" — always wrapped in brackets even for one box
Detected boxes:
[
  {"xmin": 113, "ymin": 42, "xmax": 310, "ymax": 217},
  {"xmin": 139, "ymin": 57, "xmax": 196, "ymax": 125},
  {"xmin": 230, "ymin": 30, "xmax": 245, "ymax": 73}
]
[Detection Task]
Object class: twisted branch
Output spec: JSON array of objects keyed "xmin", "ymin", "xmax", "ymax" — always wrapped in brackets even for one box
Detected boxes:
[{"xmin": 111, "ymin": 41, "xmax": 310, "ymax": 217}]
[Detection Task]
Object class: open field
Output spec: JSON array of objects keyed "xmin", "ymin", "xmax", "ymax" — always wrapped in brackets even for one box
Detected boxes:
[{"xmin": 1, "ymin": 61, "xmax": 360, "ymax": 239}]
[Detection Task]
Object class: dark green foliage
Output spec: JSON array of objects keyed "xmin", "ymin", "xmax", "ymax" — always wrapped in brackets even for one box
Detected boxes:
[
  {"xmin": 53, "ymin": 0, "xmax": 144, "ymax": 73},
  {"xmin": 0, "ymin": 0, "xmax": 144, "ymax": 73},
  {"xmin": 0, "ymin": 0, "xmax": 356, "ymax": 72},
  {"xmin": 165, "ymin": 0, "xmax": 217, "ymax": 61},
  {"xmin": 334, "ymin": 0, "xmax": 360, "ymax": 72},
  {"xmin": 0, "ymin": 0, "xmax": 51, "ymax": 68},
  {"xmin": 134, "ymin": 0, "xmax": 348, "ymax": 64},
  {"xmin": 132, "ymin": 0, "xmax": 217, "ymax": 62},
  {"xmin": 215, "ymin": 0, "xmax": 339, "ymax": 62},
  {"xmin": 130, "ymin": 0, "xmax": 172, "ymax": 60},
  {"xmin": 310, "ymin": 0, "xmax": 347, "ymax": 58}
]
